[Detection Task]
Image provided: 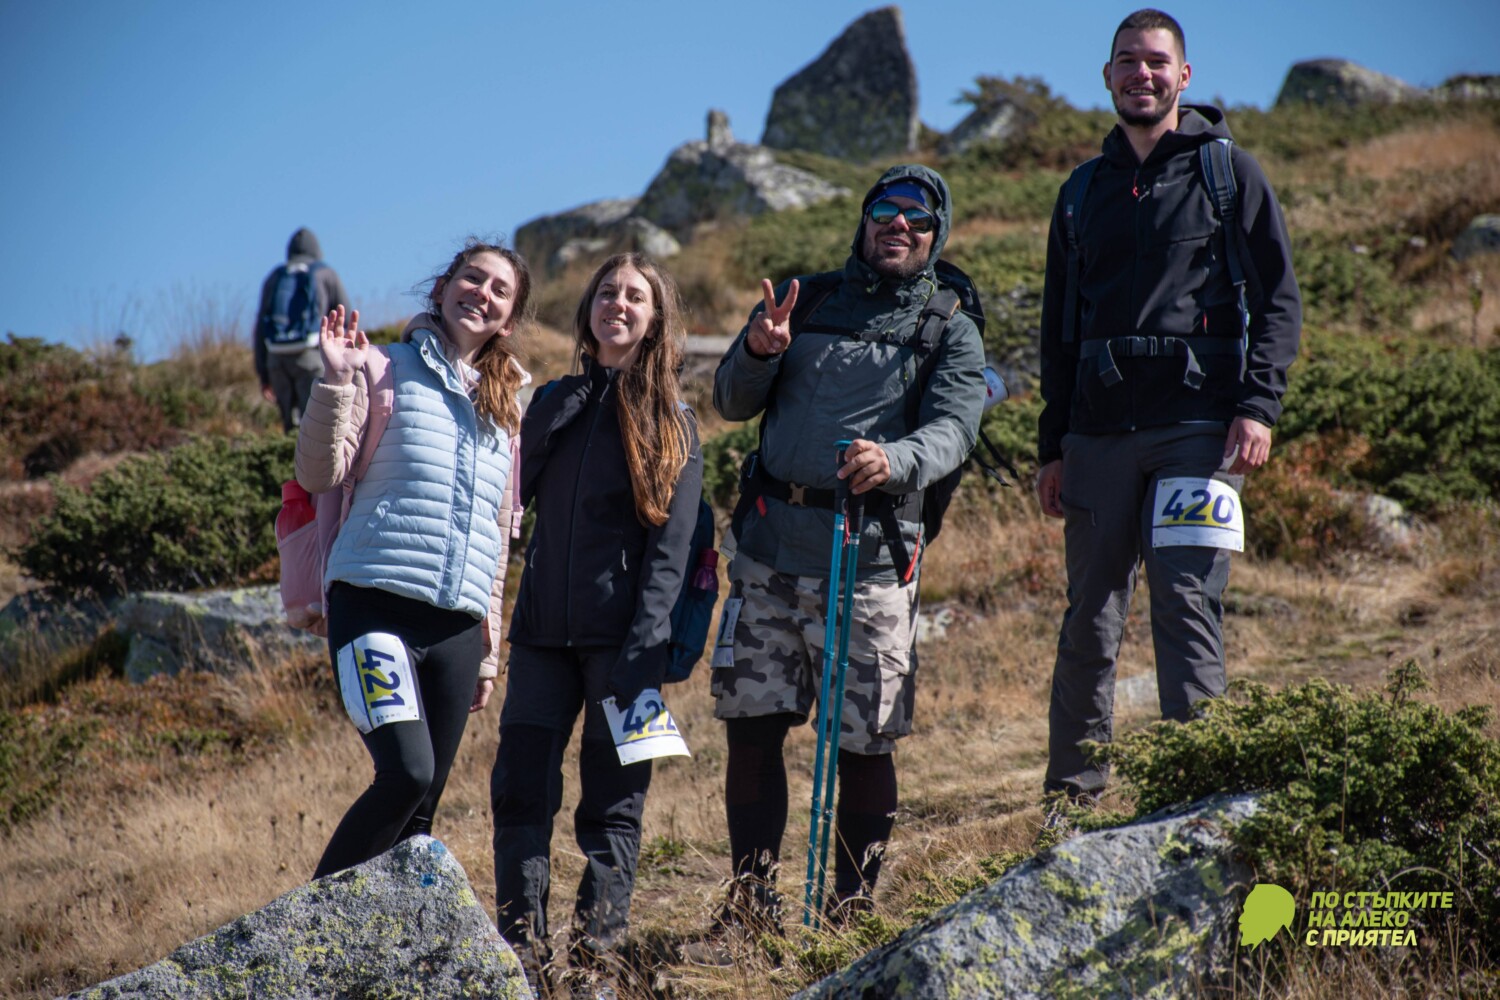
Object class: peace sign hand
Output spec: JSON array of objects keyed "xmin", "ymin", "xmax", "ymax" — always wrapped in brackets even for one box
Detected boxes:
[
  {"xmin": 319, "ymin": 306, "xmax": 368, "ymax": 387},
  {"xmin": 746, "ymin": 278, "xmax": 799, "ymax": 358}
]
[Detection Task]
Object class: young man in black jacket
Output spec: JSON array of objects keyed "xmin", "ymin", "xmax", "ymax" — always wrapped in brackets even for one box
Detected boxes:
[{"xmin": 1035, "ymin": 9, "xmax": 1302, "ymax": 810}]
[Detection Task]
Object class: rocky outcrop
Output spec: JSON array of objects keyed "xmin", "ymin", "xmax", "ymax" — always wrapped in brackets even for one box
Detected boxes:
[
  {"xmin": 940, "ymin": 96, "xmax": 1036, "ymax": 156},
  {"xmin": 513, "ymin": 197, "xmax": 682, "ymax": 276},
  {"xmin": 1275, "ymin": 59, "xmax": 1424, "ymax": 108},
  {"xmin": 1453, "ymin": 215, "xmax": 1500, "ymax": 262},
  {"xmin": 1431, "ymin": 73, "xmax": 1500, "ymax": 102},
  {"xmin": 795, "ymin": 795, "xmax": 1258, "ymax": 1000},
  {"xmin": 114, "ymin": 585, "xmax": 322, "ymax": 682},
  {"xmin": 761, "ymin": 6, "xmax": 918, "ymax": 161},
  {"xmin": 635, "ymin": 112, "xmax": 849, "ymax": 236},
  {"xmin": 68, "ymin": 837, "xmax": 531, "ymax": 1000}
]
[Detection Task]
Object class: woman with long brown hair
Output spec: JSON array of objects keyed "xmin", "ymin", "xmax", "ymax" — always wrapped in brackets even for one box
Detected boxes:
[
  {"xmin": 296, "ymin": 238, "xmax": 530, "ymax": 879},
  {"xmin": 490, "ymin": 252, "xmax": 703, "ymax": 994}
]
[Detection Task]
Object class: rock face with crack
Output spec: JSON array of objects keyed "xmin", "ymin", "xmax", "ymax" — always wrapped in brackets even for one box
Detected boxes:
[
  {"xmin": 760, "ymin": 6, "xmax": 918, "ymax": 162},
  {"xmin": 795, "ymin": 795, "xmax": 1258, "ymax": 1000},
  {"xmin": 67, "ymin": 837, "xmax": 532, "ymax": 1000}
]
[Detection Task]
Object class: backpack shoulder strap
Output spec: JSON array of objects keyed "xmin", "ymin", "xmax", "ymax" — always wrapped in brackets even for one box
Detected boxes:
[
  {"xmin": 1199, "ymin": 138, "xmax": 1251, "ymax": 338},
  {"xmin": 1062, "ymin": 155, "xmax": 1102, "ymax": 345},
  {"xmin": 786, "ymin": 271, "xmax": 843, "ymax": 336},
  {"xmin": 348, "ymin": 346, "xmax": 393, "ymax": 487}
]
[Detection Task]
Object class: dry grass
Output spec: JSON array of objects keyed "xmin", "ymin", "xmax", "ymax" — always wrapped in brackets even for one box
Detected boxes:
[{"xmin": 5, "ymin": 491, "xmax": 1496, "ymax": 999}]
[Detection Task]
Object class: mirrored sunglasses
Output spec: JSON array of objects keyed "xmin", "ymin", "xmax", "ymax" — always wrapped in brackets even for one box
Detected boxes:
[{"xmin": 866, "ymin": 199, "xmax": 936, "ymax": 234}]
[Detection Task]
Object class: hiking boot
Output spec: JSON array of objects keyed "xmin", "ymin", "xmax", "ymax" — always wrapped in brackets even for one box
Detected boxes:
[
  {"xmin": 821, "ymin": 890, "xmax": 875, "ymax": 930},
  {"xmin": 679, "ymin": 877, "xmax": 783, "ymax": 967},
  {"xmin": 1034, "ymin": 789, "xmax": 1099, "ymax": 848}
]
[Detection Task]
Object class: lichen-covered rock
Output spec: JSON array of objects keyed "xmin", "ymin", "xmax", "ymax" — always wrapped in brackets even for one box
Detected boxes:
[
  {"xmin": 940, "ymin": 96, "xmax": 1036, "ymax": 156},
  {"xmin": 114, "ymin": 585, "xmax": 322, "ymax": 682},
  {"xmin": 795, "ymin": 795, "xmax": 1258, "ymax": 1000},
  {"xmin": 635, "ymin": 114, "xmax": 849, "ymax": 236},
  {"xmin": 1452, "ymin": 214, "xmax": 1500, "ymax": 262},
  {"xmin": 761, "ymin": 6, "xmax": 918, "ymax": 161},
  {"xmin": 1275, "ymin": 58, "xmax": 1423, "ymax": 107},
  {"xmin": 66, "ymin": 837, "xmax": 531, "ymax": 1000}
]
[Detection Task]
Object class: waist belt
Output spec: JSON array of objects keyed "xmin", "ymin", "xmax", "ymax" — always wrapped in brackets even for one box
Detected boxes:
[
  {"xmin": 756, "ymin": 469, "xmax": 919, "ymax": 521},
  {"xmin": 1079, "ymin": 335, "xmax": 1244, "ymax": 389}
]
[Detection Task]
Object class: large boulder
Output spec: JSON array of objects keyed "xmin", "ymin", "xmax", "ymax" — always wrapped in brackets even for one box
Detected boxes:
[
  {"xmin": 635, "ymin": 112, "xmax": 849, "ymax": 236},
  {"xmin": 796, "ymin": 795, "xmax": 1258, "ymax": 1000},
  {"xmin": 761, "ymin": 6, "xmax": 918, "ymax": 161},
  {"xmin": 114, "ymin": 585, "xmax": 322, "ymax": 682},
  {"xmin": 1452, "ymin": 214, "xmax": 1500, "ymax": 262},
  {"xmin": 1275, "ymin": 58, "xmax": 1424, "ymax": 108},
  {"xmin": 68, "ymin": 836, "xmax": 531, "ymax": 1000}
]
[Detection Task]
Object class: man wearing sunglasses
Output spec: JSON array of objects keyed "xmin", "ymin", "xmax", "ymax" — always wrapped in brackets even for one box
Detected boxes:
[
  {"xmin": 692, "ymin": 165, "xmax": 985, "ymax": 955},
  {"xmin": 1036, "ymin": 9, "xmax": 1302, "ymax": 823}
]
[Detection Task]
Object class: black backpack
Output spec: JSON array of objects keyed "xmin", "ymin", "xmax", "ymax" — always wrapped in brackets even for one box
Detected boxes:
[{"xmin": 261, "ymin": 261, "xmax": 325, "ymax": 354}]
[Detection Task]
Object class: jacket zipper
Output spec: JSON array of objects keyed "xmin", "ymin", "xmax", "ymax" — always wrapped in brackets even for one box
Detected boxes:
[{"xmin": 565, "ymin": 371, "xmax": 613, "ymax": 644}]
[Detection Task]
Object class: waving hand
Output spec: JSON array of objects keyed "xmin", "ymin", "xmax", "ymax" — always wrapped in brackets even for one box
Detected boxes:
[{"xmin": 319, "ymin": 306, "xmax": 368, "ymax": 387}]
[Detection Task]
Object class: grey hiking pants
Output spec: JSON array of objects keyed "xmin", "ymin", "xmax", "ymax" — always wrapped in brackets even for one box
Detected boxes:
[
  {"xmin": 1046, "ymin": 423, "xmax": 1242, "ymax": 797},
  {"xmin": 266, "ymin": 348, "xmax": 323, "ymax": 432}
]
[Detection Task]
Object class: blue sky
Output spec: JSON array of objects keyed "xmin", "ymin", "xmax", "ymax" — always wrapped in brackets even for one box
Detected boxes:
[{"xmin": 2, "ymin": 0, "xmax": 1495, "ymax": 359}]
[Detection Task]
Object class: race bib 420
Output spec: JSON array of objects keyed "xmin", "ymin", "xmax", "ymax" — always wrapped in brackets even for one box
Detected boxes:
[
  {"xmin": 1152, "ymin": 477, "xmax": 1245, "ymax": 552},
  {"xmin": 336, "ymin": 632, "xmax": 421, "ymax": 734}
]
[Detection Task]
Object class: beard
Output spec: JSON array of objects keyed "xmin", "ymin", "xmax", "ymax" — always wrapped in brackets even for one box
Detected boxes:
[
  {"xmin": 861, "ymin": 230, "xmax": 934, "ymax": 280},
  {"xmin": 1111, "ymin": 84, "xmax": 1181, "ymax": 128}
]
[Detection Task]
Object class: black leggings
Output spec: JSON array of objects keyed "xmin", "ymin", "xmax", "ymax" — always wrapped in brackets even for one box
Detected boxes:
[
  {"xmin": 313, "ymin": 582, "xmax": 484, "ymax": 879},
  {"xmin": 724, "ymin": 714, "xmax": 897, "ymax": 898}
]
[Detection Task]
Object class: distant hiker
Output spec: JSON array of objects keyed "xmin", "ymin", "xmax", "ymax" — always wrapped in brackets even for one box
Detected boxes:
[
  {"xmin": 490, "ymin": 253, "xmax": 703, "ymax": 994},
  {"xmin": 255, "ymin": 227, "xmax": 349, "ymax": 431},
  {"xmin": 298, "ymin": 238, "xmax": 529, "ymax": 879},
  {"xmin": 1035, "ymin": 9, "xmax": 1302, "ymax": 817},
  {"xmin": 686, "ymin": 165, "xmax": 985, "ymax": 962}
]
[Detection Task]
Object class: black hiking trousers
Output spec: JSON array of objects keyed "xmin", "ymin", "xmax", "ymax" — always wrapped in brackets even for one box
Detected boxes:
[{"xmin": 491, "ymin": 643, "xmax": 654, "ymax": 962}]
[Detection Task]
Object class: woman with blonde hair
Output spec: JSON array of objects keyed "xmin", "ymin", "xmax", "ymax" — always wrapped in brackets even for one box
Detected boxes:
[{"xmin": 490, "ymin": 252, "xmax": 703, "ymax": 991}]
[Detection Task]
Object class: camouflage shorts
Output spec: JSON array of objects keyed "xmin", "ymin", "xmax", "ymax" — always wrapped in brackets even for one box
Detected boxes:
[{"xmin": 709, "ymin": 554, "xmax": 919, "ymax": 755}]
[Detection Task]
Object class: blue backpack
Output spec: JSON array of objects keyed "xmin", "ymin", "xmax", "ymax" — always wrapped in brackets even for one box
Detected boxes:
[
  {"xmin": 261, "ymin": 261, "xmax": 325, "ymax": 354},
  {"xmin": 532, "ymin": 380, "xmax": 718, "ymax": 684}
]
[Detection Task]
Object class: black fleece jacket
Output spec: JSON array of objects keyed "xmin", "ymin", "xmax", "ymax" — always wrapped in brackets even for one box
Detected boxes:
[
  {"xmin": 1037, "ymin": 105, "xmax": 1302, "ymax": 463},
  {"xmin": 506, "ymin": 360, "xmax": 703, "ymax": 705}
]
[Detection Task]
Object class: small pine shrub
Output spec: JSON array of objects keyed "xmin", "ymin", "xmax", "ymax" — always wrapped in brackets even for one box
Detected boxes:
[
  {"xmin": 700, "ymin": 422, "xmax": 758, "ymax": 513},
  {"xmin": 733, "ymin": 196, "xmax": 856, "ymax": 287},
  {"xmin": 1277, "ymin": 336, "xmax": 1500, "ymax": 511},
  {"xmin": 1098, "ymin": 664, "xmax": 1500, "ymax": 961},
  {"xmin": 17, "ymin": 434, "xmax": 294, "ymax": 597}
]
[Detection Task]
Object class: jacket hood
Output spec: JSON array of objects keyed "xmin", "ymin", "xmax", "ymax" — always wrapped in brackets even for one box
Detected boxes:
[
  {"xmin": 1102, "ymin": 104, "xmax": 1231, "ymax": 167},
  {"xmin": 287, "ymin": 228, "xmax": 322, "ymax": 261},
  {"xmin": 852, "ymin": 163, "xmax": 954, "ymax": 268}
]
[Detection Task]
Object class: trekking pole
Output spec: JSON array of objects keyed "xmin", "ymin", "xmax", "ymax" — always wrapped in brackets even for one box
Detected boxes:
[
  {"xmin": 813, "ymin": 474, "xmax": 863, "ymax": 925},
  {"xmin": 804, "ymin": 440, "xmax": 861, "ymax": 928}
]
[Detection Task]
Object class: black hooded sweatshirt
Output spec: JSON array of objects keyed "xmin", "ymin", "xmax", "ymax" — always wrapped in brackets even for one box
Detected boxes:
[{"xmin": 1037, "ymin": 105, "xmax": 1302, "ymax": 464}]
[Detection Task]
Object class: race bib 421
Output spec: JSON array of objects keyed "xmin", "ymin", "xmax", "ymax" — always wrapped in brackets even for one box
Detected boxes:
[{"xmin": 336, "ymin": 632, "xmax": 421, "ymax": 734}]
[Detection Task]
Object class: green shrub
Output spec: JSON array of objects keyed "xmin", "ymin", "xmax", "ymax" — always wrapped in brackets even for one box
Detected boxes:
[
  {"xmin": 701, "ymin": 422, "xmax": 758, "ymax": 514},
  {"xmin": 947, "ymin": 76, "xmax": 1114, "ymax": 171},
  {"xmin": 944, "ymin": 233, "xmax": 1046, "ymax": 371},
  {"xmin": 733, "ymin": 196, "xmax": 856, "ymax": 286},
  {"xmin": 1277, "ymin": 337, "xmax": 1500, "ymax": 510},
  {"xmin": 1098, "ymin": 664, "xmax": 1500, "ymax": 961},
  {"xmin": 1293, "ymin": 228, "xmax": 1420, "ymax": 330},
  {"xmin": 18, "ymin": 434, "xmax": 294, "ymax": 597}
]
